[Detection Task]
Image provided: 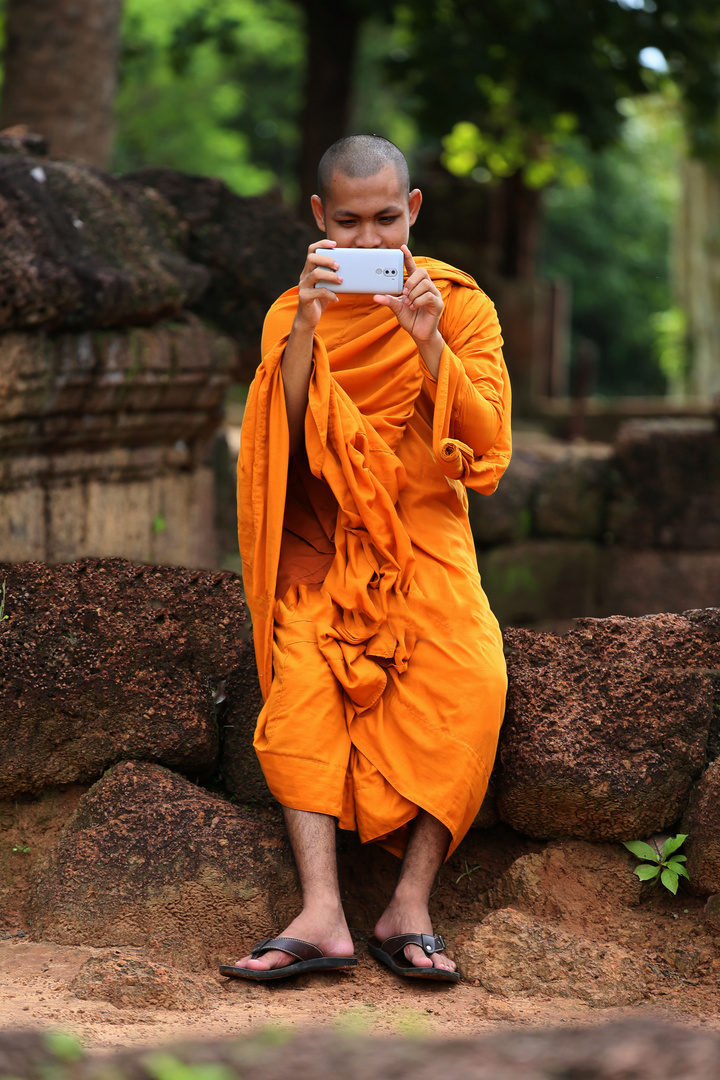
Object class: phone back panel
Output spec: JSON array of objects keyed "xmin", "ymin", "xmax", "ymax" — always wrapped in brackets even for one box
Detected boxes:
[{"xmin": 316, "ymin": 248, "xmax": 403, "ymax": 294}]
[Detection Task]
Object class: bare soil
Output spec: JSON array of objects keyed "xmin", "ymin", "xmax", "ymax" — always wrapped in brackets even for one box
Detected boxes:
[{"xmin": 2, "ymin": 789, "xmax": 720, "ymax": 1053}]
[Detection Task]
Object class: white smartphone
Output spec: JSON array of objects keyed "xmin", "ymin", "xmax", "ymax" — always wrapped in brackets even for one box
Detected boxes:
[{"xmin": 314, "ymin": 248, "xmax": 404, "ymax": 295}]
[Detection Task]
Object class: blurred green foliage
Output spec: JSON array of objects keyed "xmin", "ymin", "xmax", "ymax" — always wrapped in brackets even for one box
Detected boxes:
[
  {"xmin": 114, "ymin": 0, "xmax": 305, "ymax": 199},
  {"xmin": 540, "ymin": 94, "xmax": 685, "ymax": 396},
  {"xmin": 64, "ymin": 0, "xmax": 720, "ymax": 394}
]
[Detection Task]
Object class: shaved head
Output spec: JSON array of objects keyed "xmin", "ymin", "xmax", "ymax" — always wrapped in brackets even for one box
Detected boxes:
[{"xmin": 317, "ymin": 135, "xmax": 410, "ymax": 203}]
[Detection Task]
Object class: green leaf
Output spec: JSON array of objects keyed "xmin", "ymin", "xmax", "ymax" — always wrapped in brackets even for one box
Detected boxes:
[
  {"xmin": 623, "ymin": 840, "xmax": 660, "ymax": 862},
  {"xmin": 44, "ymin": 1031, "xmax": 84, "ymax": 1063},
  {"xmin": 667, "ymin": 853, "xmax": 687, "ymax": 863},
  {"xmin": 667, "ymin": 860, "xmax": 690, "ymax": 880},
  {"xmin": 661, "ymin": 834, "xmax": 688, "ymax": 860},
  {"xmin": 661, "ymin": 867, "xmax": 679, "ymax": 894},
  {"xmin": 635, "ymin": 863, "xmax": 660, "ymax": 881}
]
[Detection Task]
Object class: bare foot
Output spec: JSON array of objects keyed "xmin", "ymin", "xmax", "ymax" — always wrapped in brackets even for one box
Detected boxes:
[
  {"xmin": 234, "ymin": 901, "xmax": 354, "ymax": 972},
  {"xmin": 373, "ymin": 894, "xmax": 457, "ymax": 973}
]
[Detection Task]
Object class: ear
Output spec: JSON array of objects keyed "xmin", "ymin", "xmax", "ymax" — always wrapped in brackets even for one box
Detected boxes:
[
  {"xmin": 408, "ymin": 188, "xmax": 422, "ymax": 227},
  {"xmin": 311, "ymin": 195, "xmax": 326, "ymax": 232}
]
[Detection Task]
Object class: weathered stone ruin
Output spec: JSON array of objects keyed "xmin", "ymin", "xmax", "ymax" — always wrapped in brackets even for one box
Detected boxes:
[
  {"xmin": 0, "ymin": 141, "xmax": 313, "ymax": 567},
  {"xmin": 470, "ymin": 417, "xmax": 720, "ymax": 625},
  {"xmin": 2, "ymin": 139, "xmax": 720, "ymax": 1029},
  {"xmin": 1, "ymin": 557, "xmax": 719, "ymax": 1011}
]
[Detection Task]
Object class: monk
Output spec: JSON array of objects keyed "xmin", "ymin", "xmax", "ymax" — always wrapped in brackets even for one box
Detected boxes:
[{"xmin": 221, "ymin": 135, "xmax": 511, "ymax": 983}]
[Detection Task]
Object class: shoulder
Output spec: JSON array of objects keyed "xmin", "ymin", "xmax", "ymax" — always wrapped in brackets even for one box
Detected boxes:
[{"xmin": 417, "ymin": 256, "xmax": 495, "ymax": 310}]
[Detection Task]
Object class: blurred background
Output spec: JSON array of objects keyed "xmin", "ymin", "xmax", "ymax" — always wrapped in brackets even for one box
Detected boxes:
[{"xmin": 1, "ymin": 0, "xmax": 719, "ymax": 628}]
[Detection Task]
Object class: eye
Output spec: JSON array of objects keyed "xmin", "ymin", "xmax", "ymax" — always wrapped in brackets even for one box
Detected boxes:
[
  {"xmin": 379, "ymin": 216, "xmax": 399, "ymax": 225},
  {"xmin": 337, "ymin": 219, "xmax": 357, "ymax": 227}
]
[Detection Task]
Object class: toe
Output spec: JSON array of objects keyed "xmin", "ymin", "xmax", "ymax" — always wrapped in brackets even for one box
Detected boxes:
[
  {"xmin": 235, "ymin": 949, "xmax": 290, "ymax": 971},
  {"xmin": 403, "ymin": 944, "xmax": 433, "ymax": 968}
]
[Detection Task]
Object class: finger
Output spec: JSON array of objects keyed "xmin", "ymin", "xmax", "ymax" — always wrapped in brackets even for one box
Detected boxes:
[
  {"xmin": 303, "ymin": 266, "xmax": 342, "ymax": 287},
  {"xmin": 405, "ymin": 293, "xmax": 437, "ymax": 310},
  {"xmin": 401, "ymin": 243, "xmax": 418, "ymax": 277},
  {"xmin": 307, "ymin": 287, "xmax": 339, "ymax": 304},
  {"xmin": 310, "ymin": 239, "xmax": 337, "ymax": 253},
  {"xmin": 307, "ymin": 250, "xmax": 340, "ymax": 270},
  {"xmin": 373, "ymin": 293, "xmax": 404, "ymax": 311},
  {"xmin": 405, "ymin": 281, "xmax": 441, "ymax": 309}
]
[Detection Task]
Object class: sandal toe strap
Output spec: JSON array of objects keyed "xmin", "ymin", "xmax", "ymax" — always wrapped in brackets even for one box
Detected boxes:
[
  {"xmin": 382, "ymin": 933, "xmax": 446, "ymax": 958},
  {"xmin": 250, "ymin": 936, "xmax": 324, "ymax": 962}
]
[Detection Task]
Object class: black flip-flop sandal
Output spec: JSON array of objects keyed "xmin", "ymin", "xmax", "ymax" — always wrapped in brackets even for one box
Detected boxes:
[
  {"xmin": 219, "ymin": 936, "xmax": 358, "ymax": 981},
  {"xmin": 368, "ymin": 932, "xmax": 461, "ymax": 982}
]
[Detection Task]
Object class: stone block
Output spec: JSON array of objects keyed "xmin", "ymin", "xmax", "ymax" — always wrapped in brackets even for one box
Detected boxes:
[
  {"xmin": 454, "ymin": 907, "xmax": 647, "ymax": 1006},
  {"xmin": 683, "ymin": 760, "xmax": 720, "ymax": 895},
  {"xmin": 84, "ymin": 479, "xmax": 153, "ymax": 562},
  {"xmin": 608, "ymin": 418, "xmax": 720, "ymax": 549},
  {"xmin": 0, "ymin": 559, "xmax": 249, "ymax": 798},
  {"xmin": 468, "ymin": 451, "xmax": 539, "ymax": 546},
  {"xmin": 221, "ymin": 642, "xmax": 273, "ymax": 807},
  {"xmin": 126, "ymin": 168, "xmax": 315, "ymax": 375},
  {"xmin": 598, "ymin": 549, "xmax": 720, "ymax": 617},
  {"xmin": 0, "ymin": 486, "xmax": 45, "ymax": 561},
  {"xmin": 534, "ymin": 443, "xmax": 613, "ymax": 539},
  {"xmin": 498, "ymin": 611, "xmax": 718, "ymax": 841},
  {"xmin": 27, "ymin": 760, "xmax": 298, "ymax": 971},
  {"xmin": 487, "ymin": 841, "xmax": 641, "ymax": 919},
  {"xmin": 0, "ymin": 319, "xmax": 233, "ymax": 455},
  {"xmin": 147, "ymin": 467, "xmax": 218, "ymax": 570},
  {"xmin": 0, "ymin": 155, "xmax": 209, "ymax": 332},
  {"xmin": 70, "ymin": 955, "xmax": 213, "ymax": 1010},
  {"xmin": 478, "ymin": 540, "xmax": 599, "ymax": 627}
]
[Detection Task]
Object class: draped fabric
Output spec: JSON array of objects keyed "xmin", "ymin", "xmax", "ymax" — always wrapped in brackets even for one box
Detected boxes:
[{"xmin": 237, "ymin": 257, "xmax": 511, "ymax": 857}]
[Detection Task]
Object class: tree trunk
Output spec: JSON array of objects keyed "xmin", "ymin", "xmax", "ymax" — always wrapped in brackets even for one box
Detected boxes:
[
  {"xmin": 297, "ymin": 0, "xmax": 362, "ymax": 221},
  {"xmin": 675, "ymin": 159, "xmax": 720, "ymax": 402},
  {"xmin": 487, "ymin": 172, "xmax": 543, "ymax": 280},
  {"xmin": 0, "ymin": 0, "xmax": 123, "ymax": 169}
]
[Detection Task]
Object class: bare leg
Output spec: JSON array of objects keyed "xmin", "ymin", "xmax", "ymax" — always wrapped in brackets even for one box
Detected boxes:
[
  {"xmin": 373, "ymin": 810, "xmax": 457, "ymax": 972},
  {"xmin": 234, "ymin": 807, "xmax": 354, "ymax": 972}
]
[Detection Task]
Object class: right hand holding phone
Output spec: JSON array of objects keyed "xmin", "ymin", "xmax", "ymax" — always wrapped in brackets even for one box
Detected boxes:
[{"xmin": 294, "ymin": 239, "xmax": 341, "ymax": 331}]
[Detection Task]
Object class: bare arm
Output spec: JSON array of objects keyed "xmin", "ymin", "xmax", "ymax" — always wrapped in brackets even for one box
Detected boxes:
[{"xmin": 281, "ymin": 239, "xmax": 341, "ymax": 456}]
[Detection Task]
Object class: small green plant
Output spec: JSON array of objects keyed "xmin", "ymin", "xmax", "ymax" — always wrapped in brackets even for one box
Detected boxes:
[
  {"xmin": 623, "ymin": 833, "xmax": 690, "ymax": 894},
  {"xmin": 44, "ymin": 1030, "xmax": 84, "ymax": 1063},
  {"xmin": 142, "ymin": 1053, "xmax": 234, "ymax": 1080},
  {"xmin": 455, "ymin": 859, "xmax": 482, "ymax": 885},
  {"xmin": 0, "ymin": 578, "xmax": 8, "ymax": 623},
  {"xmin": 12, "ymin": 844, "xmax": 30, "ymax": 854}
]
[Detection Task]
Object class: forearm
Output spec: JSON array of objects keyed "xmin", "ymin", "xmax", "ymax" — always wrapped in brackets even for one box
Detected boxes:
[{"xmin": 280, "ymin": 319, "xmax": 315, "ymax": 457}]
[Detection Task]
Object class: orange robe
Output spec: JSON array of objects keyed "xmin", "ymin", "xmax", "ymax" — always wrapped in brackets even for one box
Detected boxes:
[{"xmin": 238, "ymin": 258, "xmax": 511, "ymax": 858}]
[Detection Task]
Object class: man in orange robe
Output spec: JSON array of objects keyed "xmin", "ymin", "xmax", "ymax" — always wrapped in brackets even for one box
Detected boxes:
[{"xmin": 227, "ymin": 135, "xmax": 511, "ymax": 981}]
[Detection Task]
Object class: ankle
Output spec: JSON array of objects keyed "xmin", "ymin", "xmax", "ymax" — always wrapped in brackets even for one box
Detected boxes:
[
  {"xmin": 387, "ymin": 881, "xmax": 430, "ymax": 910},
  {"xmin": 300, "ymin": 893, "xmax": 345, "ymax": 921}
]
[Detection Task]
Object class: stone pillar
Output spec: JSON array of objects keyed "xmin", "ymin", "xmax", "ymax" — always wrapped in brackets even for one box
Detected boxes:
[{"xmin": 0, "ymin": 319, "xmax": 234, "ymax": 567}]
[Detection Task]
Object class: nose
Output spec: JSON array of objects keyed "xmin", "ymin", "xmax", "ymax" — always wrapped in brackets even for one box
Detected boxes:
[{"xmin": 354, "ymin": 224, "xmax": 382, "ymax": 248}]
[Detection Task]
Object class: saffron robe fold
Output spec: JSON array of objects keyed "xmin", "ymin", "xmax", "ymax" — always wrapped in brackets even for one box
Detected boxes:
[{"xmin": 238, "ymin": 258, "xmax": 511, "ymax": 858}]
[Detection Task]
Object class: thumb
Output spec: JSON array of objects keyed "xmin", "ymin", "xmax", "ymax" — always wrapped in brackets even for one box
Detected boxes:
[{"xmin": 373, "ymin": 293, "xmax": 404, "ymax": 312}]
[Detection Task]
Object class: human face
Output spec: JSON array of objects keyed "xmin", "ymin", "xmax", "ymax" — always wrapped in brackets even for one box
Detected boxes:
[{"xmin": 311, "ymin": 165, "xmax": 422, "ymax": 249}]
